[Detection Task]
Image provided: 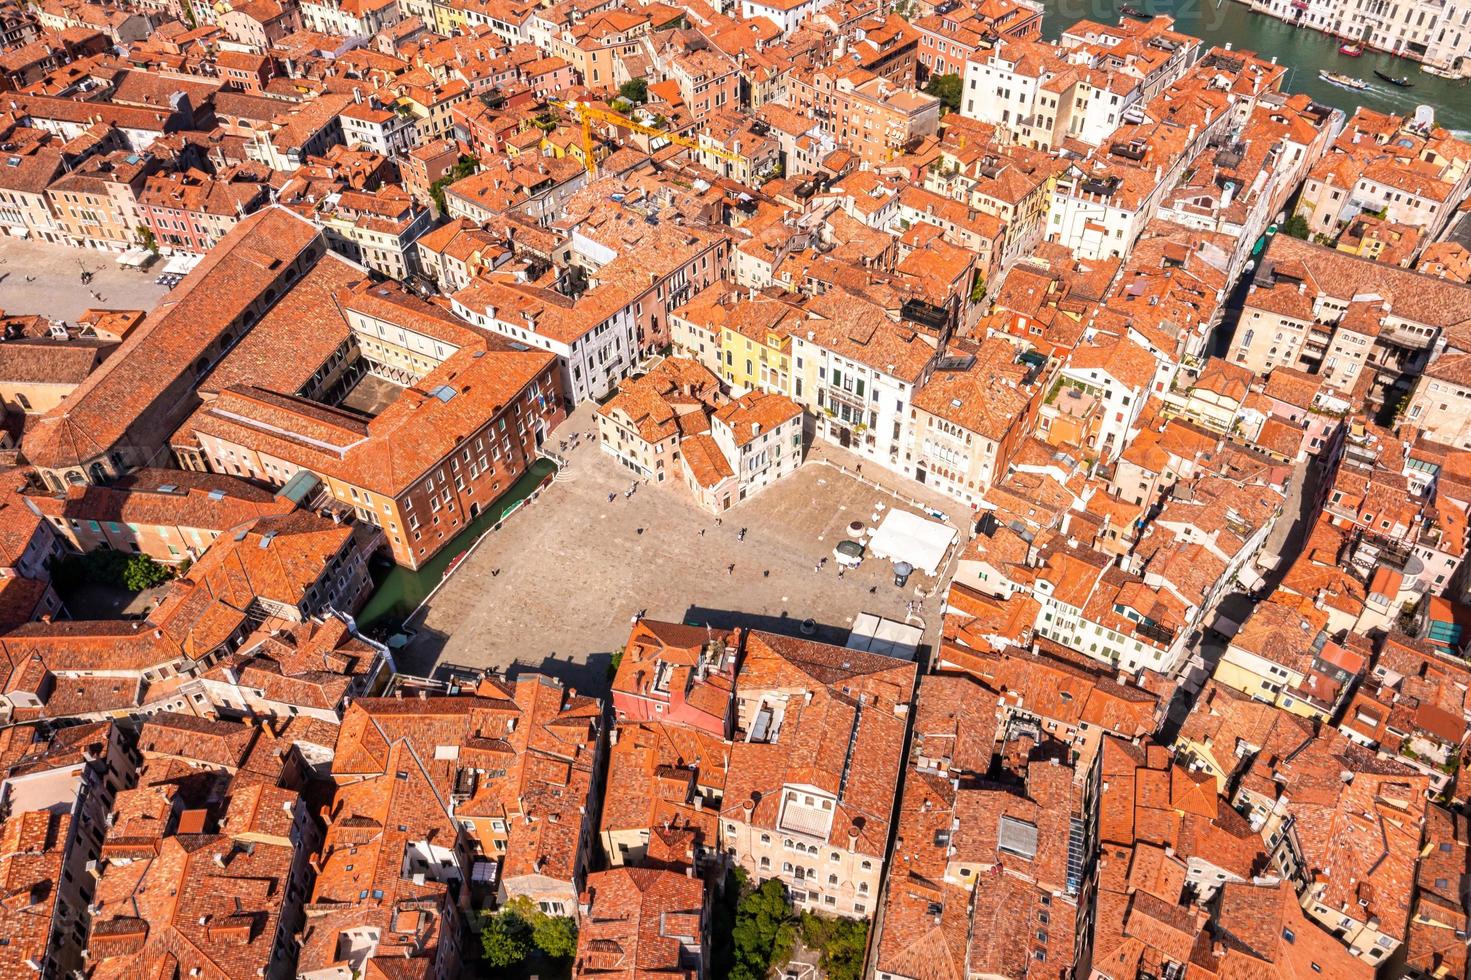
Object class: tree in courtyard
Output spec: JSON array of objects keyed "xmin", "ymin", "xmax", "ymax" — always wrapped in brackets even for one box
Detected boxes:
[
  {"xmin": 122, "ymin": 554, "xmax": 172, "ymax": 591},
  {"xmin": 1282, "ymin": 213, "xmax": 1311, "ymax": 240},
  {"xmin": 532, "ymin": 911, "xmax": 578, "ymax": 959},
  {"xmin": 969, "ymin": 270, "xmax": 987, "ymax": 303},
  {"xmin": 429, "ymin": 155, "xmax": 480, "ymax": 213},
  {"xmin": 924, "ymin": 73, "xmax": 963, "ymax": 113},
  {"xmin": 481, "ymin": 904, "xmax": 532, "ymax": 967},
  {"xmin": 618, "ymin": 77, "xmax": 649, "ymax": 103},
  {"xmin": 479, "ymin": 897, "xmax": 578, "ymax": 967},
  {"xmin": 730, "ymin": 878, "xmax": 796, "ymax": 980},
  {"xmin": 800, "ymin": 912, "xmax": 868, "ymax": 980}
]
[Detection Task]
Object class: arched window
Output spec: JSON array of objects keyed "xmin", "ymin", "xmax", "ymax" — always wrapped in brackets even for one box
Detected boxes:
[{"xmin": 88, "ymin": 462, "xmax": 107, "ymax": 484}]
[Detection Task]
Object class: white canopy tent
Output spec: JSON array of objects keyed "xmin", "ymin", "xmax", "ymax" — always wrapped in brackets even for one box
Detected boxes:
[
  {"xmin": 866, "ymin": 508, "xmax": 955, "ymax": 577},
  {"xmin": 161, "ymin": 253, "xmax": 202, "ymax": 275},
  {"xmin": 846, "ymin": 613, "xmax": 923, "ymax": 661}
]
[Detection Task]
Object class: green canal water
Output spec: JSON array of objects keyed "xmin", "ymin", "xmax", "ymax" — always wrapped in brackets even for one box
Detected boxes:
[
  {"xmin": 1041, "ymin": 0, "xmax": 1471, "ymax": 133},
  {"xmin": 355, "ymin": 457, "xmax": 558, "ymax": 631}
]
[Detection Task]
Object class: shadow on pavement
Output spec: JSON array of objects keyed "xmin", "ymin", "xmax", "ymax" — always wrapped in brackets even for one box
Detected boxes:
[
  {"xmin": 396, "ymin": 625, "xmax": 615, "ymax": 697},
  {"xmin": 681, "ymin": 604, "xmax": 855, "ymax": 649}
]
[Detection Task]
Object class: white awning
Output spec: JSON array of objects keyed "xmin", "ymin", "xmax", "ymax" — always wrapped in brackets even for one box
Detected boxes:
[
  {"xmin": 846, "ymin": 613, "xmax": 922, "ymax": 661},
  {"xmin": 866, "ymin": 508, "xmax": 956, "ymax": 577},
  {"xmin": 116, "ymin": 248, "xmax": 153, "ymax": 268},
  {"xmin": 161, "ymin": 253, "xmax": 202, "ymax": 275}
]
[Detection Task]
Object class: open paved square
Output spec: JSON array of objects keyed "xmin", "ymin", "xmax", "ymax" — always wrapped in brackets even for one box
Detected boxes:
[
  {"xmin": 0, "ymin": 236, "xmax": 171, "ymax": 320},
  {"xmin": 396, "ymin": 405, "xmax": 965, "ymax": 694}
]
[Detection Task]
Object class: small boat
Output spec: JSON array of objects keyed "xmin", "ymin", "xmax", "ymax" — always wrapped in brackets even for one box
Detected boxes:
[
  {"xmin": 1120, "ymin": 4, "xmax": 1148, "ymax": 16},
  {"xmin": 1339, "ymin": 43, "xmax": 1363, "ymax": 56},
  {"xmin": 1374, "ymin": 69, "xmax": 1413, "ymax": 87},
  {"xmin": 1421, "ymin": 64, "xmax": 1463, "ymax": 79},
  {"xmin": 1319, "ymin": 69, "xmax": 1369, "ymax": 90},
  {"xmin": 443, "ymin": 552, "xmax": 468, "ymax": 578}
]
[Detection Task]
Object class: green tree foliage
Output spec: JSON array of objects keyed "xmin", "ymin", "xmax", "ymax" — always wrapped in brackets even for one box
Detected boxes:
[
  {"xmin": 122, "ymin": 554, "xmax": 172, "ymax": 591},
  {"xmin": 429, "ymin": 155, "xmax": 480, "ymax": 213},
  {"xmin": 924, "ymin": 73, "xmax": 963, "ymax": 113},
  {"xmin": 969, "ymin": 270, "xmax": 987, "ymax": 303},
  {"xmin": 480, "ymin": 897, "xmax": 578, "ymax": 968},
  {"xmin": 50, "ymin": 549, "xmax": 174, "ymax": 594},
  {"xmin": 481, "ymin": 905, "xmax": 532, "ymax": 967},
  {"xmin": 1282, "ymin": 213, "xmax": 1311, "ymax": 239},
  {"xmin": 800, "ymin": 912, "xmax": 869, "ymax": 980},
  {"xmin": 533, "ymin": 912, "xmax": 579, "ymax": 959},
  {"xmin": 618, "ymin": 77, "xmax": 649, "ymax": 103},
  {"xmin": 729, "ymin": 878, "xmax": 796, "ymax": 980}
]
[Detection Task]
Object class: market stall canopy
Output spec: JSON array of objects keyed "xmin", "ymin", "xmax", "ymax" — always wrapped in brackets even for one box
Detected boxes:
[{"xmin": 866, "ymin": 508, "xmax": 955, "ymax": 576}]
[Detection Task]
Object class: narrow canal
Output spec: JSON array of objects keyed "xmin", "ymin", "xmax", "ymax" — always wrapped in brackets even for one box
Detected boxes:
[
  {"xmin": 356, "ymin": 457, "xmax": 558, "ymax": 632},
  {"xmin": 1041, "ymin": 0, "xmax": 1471, "ymax": 132}
]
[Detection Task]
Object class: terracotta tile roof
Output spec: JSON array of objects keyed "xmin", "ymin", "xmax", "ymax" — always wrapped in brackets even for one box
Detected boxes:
[
  {"xmin": 180, "ymin": 282, "xmax": 557, "ymax": 498},
  {"xmin": 197, "ymin": 253, "xmax": 363, "ymax": 397},
  {"xmin": 598, "ymin": 357, "xmax": 721, "ymax": 444},
  {"xmin": 0, "ymin": 335, "xmax": 114, "ymax": 386},
  {"xmin": 89, "ymin": 770, "xmax": 299, "ymax": 980},
  {"xmin": 0, "ymin": 808, "xmax": 70, "ymax": 980},
  {"xmin": 798, "ymin": 290, "xmax": 936, "ymax": 382},
  {"xmin": 872, "ymin": 768, "xmax": 971, "ymax": 980},
  {"xmin": 611, "ymin": 618, "xmax": 735, "ymax": 723},
  {"xmin": 1227, "ymin": 594, "xmax": 1330, "ymax": 673},
  {"xmin": 678, "ymin": 433, "xmax": 731, "ymax": 488},
  {"xmin": 601, "ymin": 721, "xmax": 727, "ymax": 849},
  {"xmin": 910, "ymin": 672, "xmax": 998, "ymax": 775},
  {"xmin": 155, "ymin": 509, "xmax": 355, "ymax": 610},
  {"xmin": 725, "ymin": 631, "xmax": 915, "ymax": 855},
  {"xmin": 1256, "ymin": 235, "xmax": 1471, "ymax": 344},
  {"xmin": 913, "ymin": 343, "xmax": 1035, "ymax": 441},
  {"xmin": 1252, "ymin": 728, "xmax": 1428, "ymax": 939},
  {"xmin": 574, "ymin": 867, "xmax": 705, "ymax": 977},
  {"xmin": 1214, "ymin": 881, "xmax": 1372, "ymax": 979},
  {"xmin": 207, "ymin": 615, "xmax": 380, "ymax": 713},
  {"xmin": 711, "ymin": 391, "xmax": 800, "ymax": 447},
  {"xmin": 300, "ymin": 736, "xmax": 457, "ymax": 977},
  {"xmin": 29, "ymin": 467, "xmax": 291, "ymax": 533},
  {"xmin": 1405, "ymin": 805, "xmax": 1468, "ymax": 980},
  {"xmin": 22, "ymin": 207, "xmax": 322, "ymax": 470},
  {"xmin": 0, "ymin": 487, "xmax": 51, "ymax": 572},
  {"xmin": 332, "ymin": 676, "xmax": 601, "ymax": 890}
]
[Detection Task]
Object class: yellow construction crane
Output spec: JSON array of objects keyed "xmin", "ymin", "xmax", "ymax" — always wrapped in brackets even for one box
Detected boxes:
[{"xmin": 554, "ymin": 99, "xmax": 744, "ymax": 175}]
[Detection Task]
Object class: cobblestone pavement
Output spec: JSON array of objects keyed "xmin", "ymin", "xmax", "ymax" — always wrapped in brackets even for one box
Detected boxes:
[
  {"xmin": 0, "ymin": 237, "xmax": 171, "ymax": 320},
  {"xmin": 399, "ymin": 404, "xmax": 963, "ymax": 693}
]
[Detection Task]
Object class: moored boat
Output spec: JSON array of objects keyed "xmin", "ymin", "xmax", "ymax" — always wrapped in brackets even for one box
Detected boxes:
[{"xmin": 1339, "ymin": 43, "xmax": 1363, "ymax": 55}]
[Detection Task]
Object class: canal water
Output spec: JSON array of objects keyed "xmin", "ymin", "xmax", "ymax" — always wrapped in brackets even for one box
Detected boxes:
[
  {"xmin": 355, "ymin": 457, "xmax": 558, "ymax": 631},
  {"xmin": 1041, "ymin": 0, "xmax": 1471, "ymax": 133}
]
